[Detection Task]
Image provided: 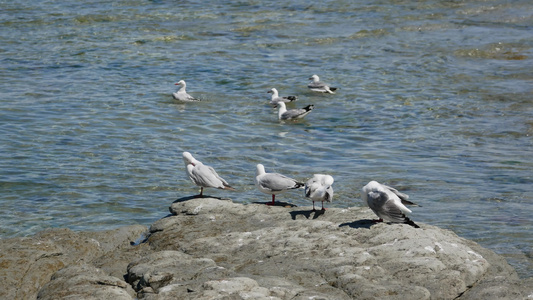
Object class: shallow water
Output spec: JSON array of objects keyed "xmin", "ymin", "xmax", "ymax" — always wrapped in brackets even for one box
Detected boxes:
[{"xmin": 1, "ymin": 0, "xmax": 532, "ymax": 278}]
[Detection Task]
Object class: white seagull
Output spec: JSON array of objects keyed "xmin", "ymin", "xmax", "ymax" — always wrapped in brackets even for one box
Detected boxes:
[
  {"xmin": 182, "ymin": 152, "xmax": 235, "ymax": 197},
  {"xmin": 173, "ymin": 80, "xmax": 200, "ymax": 102},
  {"xmin": 308, "ymin": 74, "xmax": 337, "ymax": 94},
  {"xmin": 361, "ymin": 181, "xmax": 420, "ymax": 228},
  {"xmin": 276, "ymin": 102, "xmax": 314, "ymax": 121},
  {"xmin": 255, "ymin": 164, "xmax": 304, "ymax": 205},
  {"xmin": 305, "ymin": 174, "xmax": 334, "ymax": 211},
  {"xmin": 268, "ymin": 88, "xmax": 298, "ymax": 105}
]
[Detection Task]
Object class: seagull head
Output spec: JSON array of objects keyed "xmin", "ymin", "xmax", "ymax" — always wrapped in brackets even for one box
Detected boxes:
[
  {"xmin": 182, "ymin": 151, "xmax": 196, "ymax": 166},
  {"xmin": 275, "ymin": 102, "xmax": 286, "ymax": 109},
  {"xmin": 322, "ymin": 175, "xmax": 334, "ymax": 186},
  {"xmin": 256, "ymin": 164, "xmax": 266, "ymax": 175}
]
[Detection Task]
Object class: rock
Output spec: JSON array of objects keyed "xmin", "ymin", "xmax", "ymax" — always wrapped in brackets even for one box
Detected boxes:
[
  {"xmin": 126, "ymin": 250, "xmax": 227, "ymax": 293},
  {"xmin": 0, "ymin": 197, "xmax": 531, "ymax": 300},
  {"xmin": 36, "ymin": 264, "xmax": 135, "ymax": 300},
  {"xmin": 0, "ymin": 225, "xmax": 147, "ymax": 300},
  {"xmin": 141, "ymin": 197, "xmax": 528, "ymax": 299},
  {"xmin": 458, "ymin": 277, "xmax": 533, "ymax": 300}
]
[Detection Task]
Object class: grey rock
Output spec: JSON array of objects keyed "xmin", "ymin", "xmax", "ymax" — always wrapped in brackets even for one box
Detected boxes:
[
  {"xmin": 459, "ymin": 276, "xmax": 533, "ymax": 300},
  {"xmin": 126, "ymin": 249, "xmax": 227, "ymax": 294},
  {"xmin": 37, "ymin": 264, "xmax": 135, "ymax": 300},
  {"xmin": 0, "ymin": 197, "xmax": 531, "ymax": 300},
  {"xmin": 142, "ymin": 197, "xmax": 528, "ymax": 299},
  {"xmin": 0, "ymin": 225, "xmax": 147, "ymax": 300}
]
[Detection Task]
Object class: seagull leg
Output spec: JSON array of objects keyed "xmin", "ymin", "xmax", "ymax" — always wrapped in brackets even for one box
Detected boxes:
[
  {"xmin": 199, "ymin": 187, "xmax": 204, "ymax": 197},
  {"xmin": 371, "ymin": 218, "xmax": 383, "ymax": 223},
  {"xmin": 321, "ymin": 201, "xmax": 326, "ymax": 211},
  {"xmin": 266, "ymin": 194, "xmax": 275, "ymax": 205},
  {"xmin": 311, "ymin": 201, "xmax": 316, "ymax": 212}
]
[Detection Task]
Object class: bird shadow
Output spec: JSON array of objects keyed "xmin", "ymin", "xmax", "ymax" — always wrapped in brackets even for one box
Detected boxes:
[
  {"xmin": 289, "ymin": 209, "xmax": 326, "ymax": 220},
  {"xmin": 173, "ymin": 195, "xmax": 230, "ymax": 203},
  {"xmin": 251, "ymin": 201, "xmax": 297, "ymax": 207},
  {"xmin": 338, "ymin": 219, "xmax": 376, "ymax": 229}
]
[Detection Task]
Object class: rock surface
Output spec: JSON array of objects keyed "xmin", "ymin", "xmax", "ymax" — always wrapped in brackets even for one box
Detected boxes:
[{"xmin": 0, "ymin": 197, "xmax": 531, "ymax": 300}]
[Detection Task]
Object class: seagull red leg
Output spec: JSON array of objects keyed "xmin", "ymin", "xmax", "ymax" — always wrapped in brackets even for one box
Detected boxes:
[{"xmin": 266, "ymin": 194, "xmax": 275, "ymax": 205}]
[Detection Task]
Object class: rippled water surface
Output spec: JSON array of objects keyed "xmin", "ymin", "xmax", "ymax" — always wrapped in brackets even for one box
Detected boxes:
[{"xmin": 1, "ymin": 0, "xmax": 532, "ymax": 278}]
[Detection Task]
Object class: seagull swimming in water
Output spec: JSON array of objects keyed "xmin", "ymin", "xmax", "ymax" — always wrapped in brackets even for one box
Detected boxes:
[
  {"xmin": 361, "ymin": 180, "xmax": 420, "ymax": 228},
  {"xmin": 182, "ymin": 152, "xmax": 235, "ymax": 197},
  {"xmin": 255, "ymin": 164, "xmax": 304, "ymax": 205},
  {"xmin": 268, "ymin": 88, "xmax": 298, "ymax": 105},
  {"xmin": 173, "ymin": 80, "xmax": 200, "ymax": 102},
  {"xmin": 305, "ymin": 174, "xmax": 334, "ymax": 211},
  {"xmin": 276, "ymin": 102, "xmax": 314, "ymax": 120},
  {"xmin": 307, "ymin": 74, "xmax": 337, "ymax": 94}
]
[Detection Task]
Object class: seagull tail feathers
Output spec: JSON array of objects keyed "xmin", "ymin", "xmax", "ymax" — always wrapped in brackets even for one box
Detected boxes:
[
  {"xmin": 287, "ymin": 96, "xmax": 298, "ymax": 101},
  {"xmin": 325, "ymin": 87, "xmax": 336, "ymax": 94},
  {"xmin": 303, "ymin": 105, "xmax": 314, "ymax": 111},
  {"xmin": 223, "ymin": 185, "xmax": 236, "ymax": 191},
  {"xmin": 404, "ymin": 216, "xmax": 420, "ymax": 228},
  {"xmin": 401, "ymin": 199, "xmax": 421, "ymax": 207}
]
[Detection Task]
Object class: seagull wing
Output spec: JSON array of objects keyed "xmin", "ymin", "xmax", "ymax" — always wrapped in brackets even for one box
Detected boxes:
[
  {"xmin": 260, "ymin": 173, "xmax": 302, "ymax": 192},
  {"xmin": 367, "ymin": 191, "xmax": 408, "ymax": 223}
]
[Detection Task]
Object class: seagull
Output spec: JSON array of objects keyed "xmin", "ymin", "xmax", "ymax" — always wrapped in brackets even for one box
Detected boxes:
[
  {"xmin": 305, "ymin": 174, "xmax": 334, "ymax": 211},
  {"xmin": 276, "ymin": 102, "xmax": 314, "ymax": 120},
  {"xmin": 182, "ymin": 152, "xmax": 235, "ymax": 197},
  {"xmin": 308, "ymin": 74, "xmax": 337, "ymax": 94},
  {"xmin": 173, "ymin": 80, "xmax": 200, "ymax": 102},
  {"xmin": 268, "ymin": 88, "xmax": 298, "ymax": 105},
  {"xmin": 255, "ymin": 164, "xmax": 304, "ymax": 205},
  {"xmin": 361, "ymin": 181, "xmax": 420, "ymax": 228}
]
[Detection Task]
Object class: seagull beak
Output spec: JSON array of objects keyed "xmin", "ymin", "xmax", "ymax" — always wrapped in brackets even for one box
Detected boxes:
[{"xmin": 175, "ymin": 83, "xmax": 180, "ymax": 85}]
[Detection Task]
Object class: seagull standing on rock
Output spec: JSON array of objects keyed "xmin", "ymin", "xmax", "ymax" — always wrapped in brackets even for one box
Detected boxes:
[
  {"xmin": 173, "ymin": 80, "xmax": 200, "ymax": 102},
  {"xmin": 276, "ymin": 102, "xmax": 314, "ymax": 121},
  {"xmin": 255, "ymin": 164, "xmax": 304, "ymax": 205},
  {"xmin": 182, "ymin": 152, "xmax": 235, "ymax": 197},
  {"xmin": 268, "ymin": 88, "xmax": 298, "ymax": 105},
  {"xmin": 305, "ymin": 174, "xmax": 334, "ymax": 211},
  {"xmin": 361, "ymin": 181, "xmax": 420, "ymax": 228},
  {"xmin": 307, "ymin": 74, "xmax": 337, "ymax": 94}
]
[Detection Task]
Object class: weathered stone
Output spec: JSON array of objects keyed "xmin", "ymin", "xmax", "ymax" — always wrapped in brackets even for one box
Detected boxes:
[
  {"xmin": 0, "ymin": 197, "xmax": 530, "ymax": 300},
  {"xmin": 143, "ymin": 197, "xmax": 528, "ymax": 299},
  {"xmin": 36, "ymin": 264, "xmax": 135, "ymax": 300},
  {"xmin": 0, "ymin": 225, "xmax": 147, "ymax": 300},
  {"xmin": 459, "ymin": 276, "xmax": 533, "ymax": 300}
]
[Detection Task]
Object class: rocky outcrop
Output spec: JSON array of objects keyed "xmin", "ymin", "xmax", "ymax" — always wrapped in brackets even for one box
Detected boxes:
[
  {"xmin": 0, "ymin": 225, "xmax": 148, "ymax": 300},
  {"xmin": 0, "ymin": 197, "xmax": 531, "ymax": 299}
]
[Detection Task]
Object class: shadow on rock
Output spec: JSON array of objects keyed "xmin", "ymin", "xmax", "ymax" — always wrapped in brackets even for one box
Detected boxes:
[
  {"xmin": 251, "ymin": 201, "xmax": 297, "ymax": 207},
  {"xmin": 173, "ymin": 195, "xmax": 230, "ymax": 203},
  {"xmin": 339, "ymin": 219, "xmax": 374, "ymax": 229},
  {"xmin": 290, "ymin": 209, "xmax": 326, "ymax": 220}
]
